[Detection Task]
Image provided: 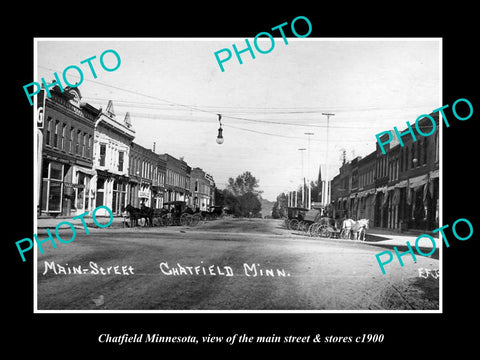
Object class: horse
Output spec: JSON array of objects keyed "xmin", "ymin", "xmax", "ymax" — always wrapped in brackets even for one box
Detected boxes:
[
  {"xmin": 123, "ymin": 204, "xmax": 153, "ymax": 227},
  {"xmin": 140, "ymin": 204, "xmax": 154, "ymax": 226},
  {"xmin": 342, "ymin": 218, "xmax": 369, "ymax": 241},
  {"xmin": 123, "ymin": 204, "xmax": 141, "ymax": 227}
]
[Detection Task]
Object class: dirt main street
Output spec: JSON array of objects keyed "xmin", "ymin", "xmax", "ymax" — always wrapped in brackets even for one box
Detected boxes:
[{"xmin": 36, "ymin": 218, "xmax": 440, "ymax": 311}]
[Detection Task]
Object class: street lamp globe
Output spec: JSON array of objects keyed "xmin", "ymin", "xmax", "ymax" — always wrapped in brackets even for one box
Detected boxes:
[{"xmin": 216, "ymin": 127, "xmax": 224, "ymax": 144}]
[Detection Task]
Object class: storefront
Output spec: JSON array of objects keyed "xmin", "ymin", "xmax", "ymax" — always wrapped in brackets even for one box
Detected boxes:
[
  {"xmin": 41, "ymin": 160, "xmax": 65, "ymax": 214},
  {"xmin": 112, "ymin": 177, "xmax": 128, "ymax": 214},
  {"xmin": 70, "ymin": 165, "xmax": 96, "ymax": 215}
]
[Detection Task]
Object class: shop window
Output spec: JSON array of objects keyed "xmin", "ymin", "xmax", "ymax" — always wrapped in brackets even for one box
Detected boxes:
[
  {"xmin": 40, "ymin": 161, "xmax": 64, "ymax": 213},
  {"xmin": 96, "ymin": 178, "xmax": 105, "ymax": 207},
  {"xmin": 50, "ymin": 162, "xmax": 64, "ymax": 180},
  {"xmin": 76, "ymin": 172, "xmax": 86, "ymax": 210}
]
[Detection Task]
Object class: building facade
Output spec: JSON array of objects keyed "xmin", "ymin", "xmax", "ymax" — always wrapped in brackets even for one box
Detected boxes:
[
  {"xmin": 189, "ymin": 167, "xmax": 212, "ymax": 211},
  {"xmin": 128, "ymin": 141, "xmax": 166, "ymax": 208},
  {"xmin": 38, "ymin": 86, "xmax": 100, "ymax": 216},
  {"xmin": 161, "ymin": 154, "xmax": 191, "ymax": 205},
  {"xmin": 330, "ymin": 113, "xmax": 439, "ymax": 232},
  {"xmin": 37, "ymin": 87, "xmax": 216, "ymax": 217},
  {"xmin": 92, "ymin": 101, "xmax": 135, "ymax": 216}
]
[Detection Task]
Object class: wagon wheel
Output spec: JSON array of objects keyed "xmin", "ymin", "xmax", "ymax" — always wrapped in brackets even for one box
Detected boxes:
[
  {"xmin": 289, "ymin": 219, "xmax": 299, "ymax": 230},
  {"xmin": 303, "ymin": 222, "xmax": 311, "ymax": 232},
  {"xmin": 301, "ymin": 221, "xmax": 310, "ymax": 232},
  {"xmin": 313, "ymin": 223, "xmax": 323, "ymax": 237},
  {"xmin": 191, "ymin": 214, "xmax": 201, "ymax": 226},
  {"xmin": 285, "ymin": 219, "xmax": 292, "ymax": 229},
  {"xmin": 308, "ymin": 223, "xmax": 316, "ymax": 237},
  {"xmin": 317, "ymin": 225, "xmax": 327, "ymax": 237},
  {"xmin": 323, "ymin": 227, "xmax": 332, "ymax": 238},
  {"xmin": 180, "ymin": 213, "xmax": 190, "ymax": 226},
  {"xmin": 163, "ymin": 216, "xmax": 171, "ymax": 227},
  {"xmin": 297, "ymin": 221, "xmax": 305, "ymax": 232}
]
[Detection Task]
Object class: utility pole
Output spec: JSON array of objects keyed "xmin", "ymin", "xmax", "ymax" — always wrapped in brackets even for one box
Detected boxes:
[
  {"xmin": 322, "ymin": 113, "xmax": 335, "ymax": 210},
  {"xmin": 304, "ymin": 132, "xmax": 314, "ymax": 209},
  {"xmin": 298, "ymin": 148, "xmax": 306, "ymax": 208}
]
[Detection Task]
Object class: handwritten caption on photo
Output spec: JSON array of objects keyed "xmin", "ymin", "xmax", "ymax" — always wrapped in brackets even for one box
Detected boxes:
[{"xmin": 16, "ymin": 205, "xmax": 114, "ymax": 262}]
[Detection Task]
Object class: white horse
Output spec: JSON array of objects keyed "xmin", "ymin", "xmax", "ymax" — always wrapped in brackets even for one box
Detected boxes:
[{"xmin": 342, "ymin": 218, "xmax": 369, "ymax": 241}]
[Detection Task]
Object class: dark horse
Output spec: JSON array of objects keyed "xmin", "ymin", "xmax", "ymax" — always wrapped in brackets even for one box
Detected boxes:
[{"xmin": 123, "ymin": 204, "xmax": 154, "ymax": 227}]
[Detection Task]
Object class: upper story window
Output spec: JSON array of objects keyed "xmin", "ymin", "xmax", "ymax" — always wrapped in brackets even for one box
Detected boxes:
[
  {"xmin": 118, "ymin": 151, "xmax": 125, "ymax": 172},
  {"xmin": 99, "ymin": 144, "xmax": 106, "ymax": 166}
]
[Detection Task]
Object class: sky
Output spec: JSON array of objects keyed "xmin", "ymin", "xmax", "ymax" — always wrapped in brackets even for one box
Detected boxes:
[{"xmin": 35, "ymin": 38, "xmax": 441, "ymax": 201}]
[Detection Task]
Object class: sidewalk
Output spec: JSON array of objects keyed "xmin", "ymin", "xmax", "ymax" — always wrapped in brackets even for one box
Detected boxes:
[
  {"xmin": 36, "ymin": 215, "xmax": 127, "ymax": 229},
  {"xmin": 363, "ymin": 229, "xmax": 440, "ymax": 259}
]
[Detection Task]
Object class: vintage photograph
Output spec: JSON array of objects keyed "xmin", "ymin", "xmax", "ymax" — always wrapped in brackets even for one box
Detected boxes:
[{"xmin": 33, "ymin": 38, "xmax": 441, "ymax": 312}]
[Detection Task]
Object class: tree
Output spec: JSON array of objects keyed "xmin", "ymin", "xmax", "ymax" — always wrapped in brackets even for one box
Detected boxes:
[
  {"xmin": 272, "ymin": 192, "xmax": 287, "ymax": 219},
  {"xmin": 227, "ymin": 171, "xmax": 263, "ymax": 196},
  {"xmin": 238, "ymin": 192, "xmax": 262, "ymax": 217},
  {"xmin": 221, "ymin": 189, "xmax": 239, "ymax": 215}
]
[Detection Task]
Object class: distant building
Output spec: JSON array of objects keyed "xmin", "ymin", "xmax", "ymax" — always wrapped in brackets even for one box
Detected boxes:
[
  {"xmin": 160, "ymin": 154, "xmax": 190, "ymax": 205},
  {"xmin": 128, "ymin": 142, "xmax": 164, "ymax": 208},
  {"xmin": 189, "ymin": 167, "xmax": 212, "ymax": 211}
]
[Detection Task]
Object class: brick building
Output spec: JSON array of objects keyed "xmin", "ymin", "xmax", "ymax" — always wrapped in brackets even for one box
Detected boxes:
[
  {"xmin": 330, "ymin": 112, "xmax": 440, "ymax": 231},
  {"xmin": 37, "ymin": 86, "xmax": 100, "ymax": 216},
  {"xmin": 160, "ymin": 154, "xmax": 191, "ymax": 205},
  {"xmin": 189, "ymin": 167, "xmax": 212, "ymax": 211},
  {"xmin": 128, "ymin": 141, "xmax": 166, "ymax": 208}
]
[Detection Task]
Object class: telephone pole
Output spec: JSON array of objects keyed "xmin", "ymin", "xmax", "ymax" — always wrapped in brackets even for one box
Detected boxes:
[
  {"xmin": 298, "ymin": 148, "xmax": 306, "ymax": 208},
  {"xmin": 304, "ymin": 132, "xmax": 314, "ymax": 209},
  {"xmin": 322, "ymin": 113, "xmax": 335, "ymax": 209}
]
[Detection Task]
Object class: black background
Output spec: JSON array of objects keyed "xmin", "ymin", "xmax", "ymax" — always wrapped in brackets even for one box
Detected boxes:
[{"xmin": 6, "ymin": 4, "xmax": 478, "ymax": 356}]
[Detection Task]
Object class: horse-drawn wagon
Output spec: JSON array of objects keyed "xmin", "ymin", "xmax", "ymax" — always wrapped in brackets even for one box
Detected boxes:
[
  {"xmin": 123, "ymin": 201, "xmax": 203, "ymax": 227},
  {"xmin": 161, "ymin": 201, "xmax": 202, "ymax": 226},
  {"xmin": 308, "ymin": 216, "xmax": 339, "ymax": 238},
  {"xmin": 284, "ymin": 206, "xmax": 309, "ymax": 230}
]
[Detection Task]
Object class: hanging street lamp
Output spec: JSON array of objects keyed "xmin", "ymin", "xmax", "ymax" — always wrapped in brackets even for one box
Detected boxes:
[{"xmin": 216, "ymin": 114, "xmax": 224, "ymax": 144}]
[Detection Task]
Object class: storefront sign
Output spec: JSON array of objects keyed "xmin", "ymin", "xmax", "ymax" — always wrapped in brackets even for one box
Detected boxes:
[{"xmin": 138, "ymin": 190, "xmax": 150, "ymax": 198}]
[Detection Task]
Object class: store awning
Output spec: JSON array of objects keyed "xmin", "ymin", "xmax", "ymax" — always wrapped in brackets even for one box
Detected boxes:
[
  {"xmin": 394, "ymin": 179, "xmax": 408, "ymax": 188},
  {"xmin": 409, "ymin": 174, "xmax": 429, "ymax": 188},
  {"xmin": 73, "ymin": 165, "xmax": 96, "ymax": 176}
]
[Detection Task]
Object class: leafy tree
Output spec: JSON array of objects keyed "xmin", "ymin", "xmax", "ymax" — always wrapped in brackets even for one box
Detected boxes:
[
  {"xmin": 238, "ymin": 191, "xmax": 262, "ymax": 217},
  {"xmin": 227, "ymin": 171, "xmax": 263, "ymax": 196},
  {"xmin": 272, "ymin": 192, "xmax": 287, "ymax": 219},
  {"xmin": 221, "ymin": 188, "xmax": 239, "ymax": 215}
]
